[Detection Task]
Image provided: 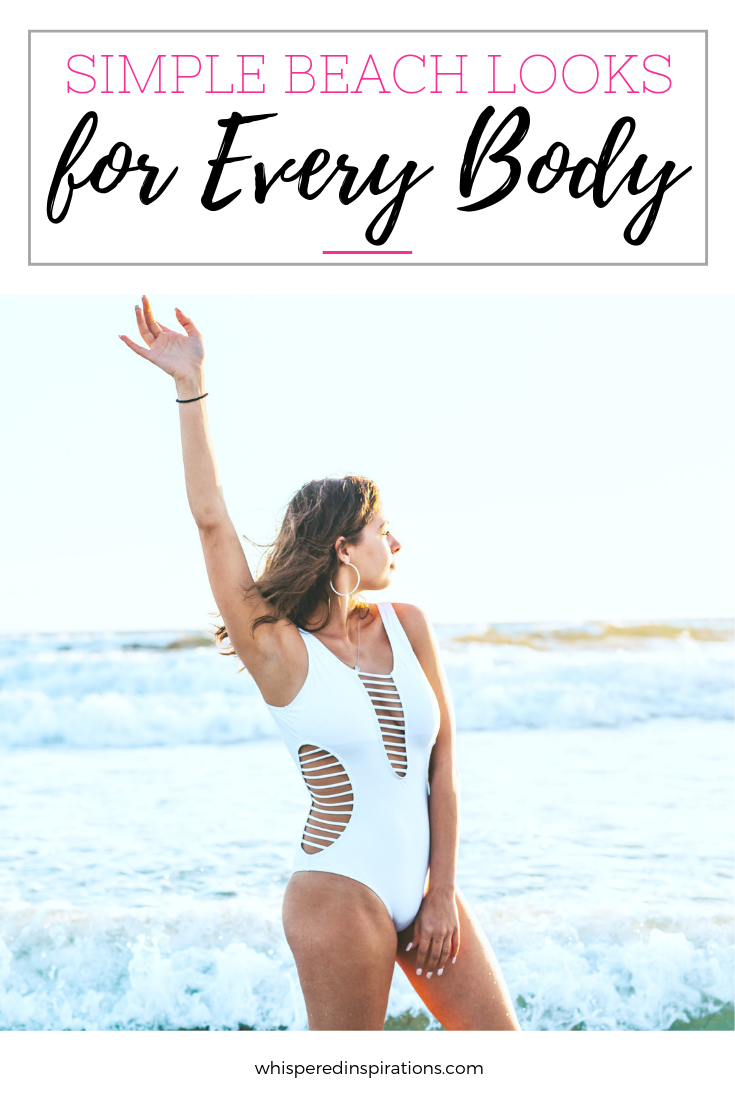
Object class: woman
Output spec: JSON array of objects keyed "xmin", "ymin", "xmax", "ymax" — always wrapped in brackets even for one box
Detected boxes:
[{"xmin": 120, "ymin": 298, "xmax": 520, "ymax": 1032}]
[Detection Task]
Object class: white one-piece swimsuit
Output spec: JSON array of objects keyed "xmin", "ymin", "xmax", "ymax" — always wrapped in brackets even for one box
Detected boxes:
[{"xmin": 265, "ymin": 603, "xmax": 441, "ymax": 932}]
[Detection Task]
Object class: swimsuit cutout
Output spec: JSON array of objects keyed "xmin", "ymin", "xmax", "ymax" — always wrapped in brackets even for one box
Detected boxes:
[{"xmin": 266, "ymin": 603, "xmax": 441, "ymax": 932}]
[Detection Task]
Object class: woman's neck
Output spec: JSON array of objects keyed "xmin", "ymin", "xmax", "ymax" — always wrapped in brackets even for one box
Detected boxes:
[{"xmin": 308, "ymin": 598, "xmax": 365, "ymax": 639}]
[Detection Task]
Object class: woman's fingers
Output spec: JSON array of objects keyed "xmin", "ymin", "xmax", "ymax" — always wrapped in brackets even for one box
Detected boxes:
[
  {"xmin": 413, "ymin": 930, "xmax": 458, "ymax": 978},
  {"xmin": 141, "ymin": 294, "xmax": 163, "ymax": 339},
  {"xmin": 135, "ymin": 305, "xmax": 154, "ymax": 346},
  {"xmin": 119, "ymin": 334, "xmax": 153, "ymax": 360},
  {"xmin": 174, "ymin": 307, "xmax": 199, "ymax": 336},
  {"xmin": 424, "ymin": 936, "xmax": 446, "ymax": 979},
  {"xmin": 415, "ymin": 934, "xmax": 435, "ymax": 976},
  {"xmin": 412, "ymin": 931, "xmax": 425, "ymax": 974},
  {"xmin": 417, "ymin": 936, "xmax": 434, "ymax": 976},
  {"xmin": 435, "ymin": 934, "xmax": 453, "ymax": 976},
  {"xmin": 410, "ymin": 929, "xmax": 460, "ymax": 977}
]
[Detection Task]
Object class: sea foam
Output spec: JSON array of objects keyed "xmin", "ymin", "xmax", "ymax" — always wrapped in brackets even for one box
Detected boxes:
[
  {"xmin": 0, "ymin": 625, "xmax": 731, "ymax": 749},
  {"xmin": 1, "ymin": 898, "xmax": 730, "ymax": 1031}
]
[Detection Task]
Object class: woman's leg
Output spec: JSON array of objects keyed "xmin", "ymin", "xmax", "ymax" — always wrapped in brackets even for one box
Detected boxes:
[
  {"xmin": 283, "ymin": 871, "xmax": 398, "ymax": 1031},
  {"xmin": 395, "ymin": 888, "xmax": 521, "ymax": 1030}
]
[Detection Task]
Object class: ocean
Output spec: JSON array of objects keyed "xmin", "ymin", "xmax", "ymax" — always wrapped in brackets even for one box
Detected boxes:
[{"xmin": 0, "ymin": 621, "xmax": 732, "ymax": 1031}]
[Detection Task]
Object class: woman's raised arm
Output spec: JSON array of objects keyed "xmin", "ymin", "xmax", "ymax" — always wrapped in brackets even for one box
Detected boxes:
[{"xmin": 119, "ymin": 297, "xmax": 305, "ymax": 698}]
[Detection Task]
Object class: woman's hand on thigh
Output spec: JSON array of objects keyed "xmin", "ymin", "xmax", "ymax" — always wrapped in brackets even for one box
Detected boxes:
[{"xmin": 407, "ymin": 887, "xmax": 459, "ymax": 978}]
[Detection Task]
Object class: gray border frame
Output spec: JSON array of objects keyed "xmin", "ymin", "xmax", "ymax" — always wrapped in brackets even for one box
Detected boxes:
[{"xmin": 28, "ymin": 28, "xmax": 708, "ymax": 266}]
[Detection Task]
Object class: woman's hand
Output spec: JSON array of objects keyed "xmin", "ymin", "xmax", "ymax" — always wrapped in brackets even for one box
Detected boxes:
[
  {"xmin": 409, "ymin": 887, "xmax": 460, "ymax": 978},
  {"xmin": 119, "ymin": 296, "xmax": 204, "ymax": 383}
]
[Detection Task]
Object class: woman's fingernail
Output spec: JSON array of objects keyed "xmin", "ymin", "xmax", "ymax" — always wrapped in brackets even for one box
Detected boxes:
[
  {"xmin": 405, "ymin": 942, "xmax": 412, "ymax": 952},
  {"xmin": 452, "ymin": 956, "xmax": 457, "ymax": 964},
  {"xmin": 437, "ymin": 968, "xmax": 443, "ymax": 976},
  {"xmin": 426, "ymin": 972, "xmax": 433, "ymax": 979},
  {"xmin": 416, "ymin": 968, "xmax": 422, "ymax": 976}
]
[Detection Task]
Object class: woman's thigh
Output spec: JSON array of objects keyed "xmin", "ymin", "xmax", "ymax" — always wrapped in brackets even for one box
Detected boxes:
[
  {"xmin": 396, "ymin": 888, "xmax": 521, "ymax": 1031},
  {"xmin": 283, "ymin": 871, "xmax": 398, "ymax": 1031}
]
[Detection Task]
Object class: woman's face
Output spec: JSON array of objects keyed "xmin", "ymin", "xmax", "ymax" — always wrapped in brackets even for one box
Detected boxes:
[{"xmin": 344, "ymin": 511, "xmax": 401, "ymax": 591}]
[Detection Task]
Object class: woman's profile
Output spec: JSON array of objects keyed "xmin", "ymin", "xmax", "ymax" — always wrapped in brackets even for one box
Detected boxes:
[{"xmin": 120, "ymin": 297, "xmax": 520, "ymax": 1032}]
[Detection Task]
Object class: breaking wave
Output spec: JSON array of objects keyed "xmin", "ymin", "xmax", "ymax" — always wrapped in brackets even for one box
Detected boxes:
[{"xmin": 0, "ymin": 623, "xmax": 731, "ymax": 749}]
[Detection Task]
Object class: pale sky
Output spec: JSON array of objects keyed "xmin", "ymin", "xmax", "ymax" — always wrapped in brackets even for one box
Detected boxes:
[{"xmin": 2, "ymin": 295, "xmax": 732, "ymax": 632}]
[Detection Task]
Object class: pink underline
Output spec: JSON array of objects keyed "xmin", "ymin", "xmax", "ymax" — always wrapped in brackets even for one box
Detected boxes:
[{"xmin": 322, "ymin": 250, "xmax": 413, "ymax": 255}]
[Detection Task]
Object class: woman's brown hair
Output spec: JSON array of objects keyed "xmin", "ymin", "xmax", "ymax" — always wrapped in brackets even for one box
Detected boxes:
[{"xmin": 214, "ymin": 475, "xmax": 380, "ymax": 653}]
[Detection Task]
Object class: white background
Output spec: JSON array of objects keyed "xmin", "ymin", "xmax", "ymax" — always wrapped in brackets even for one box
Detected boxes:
[
  {"xmin": 29, "ymin": 30, "xmax": 705, "ymax": 263},
  {"xmin": 1, "ymin": 0, "xmax": 732, "ymax": 294}
]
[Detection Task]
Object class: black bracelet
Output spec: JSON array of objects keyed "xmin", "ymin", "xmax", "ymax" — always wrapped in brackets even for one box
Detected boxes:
[{"xmin": 176, "ymin": 393, "xmax": 208, "ymax": 404}]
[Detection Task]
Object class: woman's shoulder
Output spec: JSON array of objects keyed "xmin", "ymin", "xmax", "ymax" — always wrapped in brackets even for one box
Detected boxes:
[{"xmin": 388, "ymin": 603, "xmax": 434, "ymax": 646}]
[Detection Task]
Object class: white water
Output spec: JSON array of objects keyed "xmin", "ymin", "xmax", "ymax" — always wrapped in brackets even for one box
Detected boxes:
[
  {"xmin": 0, "ymin": 625, "xmax": 732, "ymax": 1030},
  {"xmin": 0, "ymin": 626, "xmax": 731, "ymax": 749},
  {"xmin": 1, "ymin": 722, "xmax": 731, "ymax": 1031}
]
